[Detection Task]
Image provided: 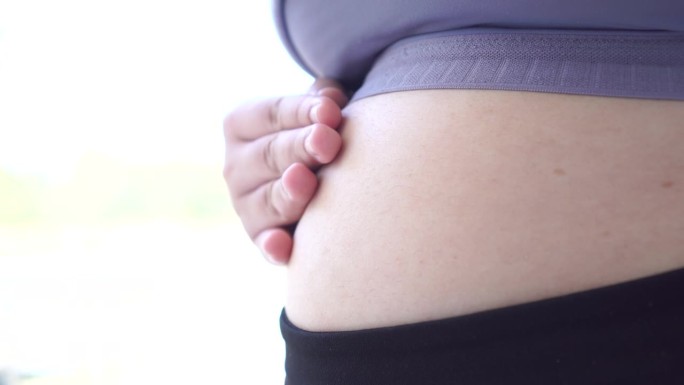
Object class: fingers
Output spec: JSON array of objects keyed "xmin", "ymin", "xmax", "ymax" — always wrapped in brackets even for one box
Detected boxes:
[
  {"xmin": 309, "ymin": 78, "xmax": 342, "ymax": 93},
  {"xmin": 224, "ymin": 94, "xmax": 342, "ymax": 142},
  {"xmin": 237, "ymin": 163, "xmax": 318, "ymax": 243},
  {"xmin": 309, "ymin": 78, "xmax": 349, "ymax": 108},
  {"xmin": 254, "ymin": 228, "xmax": 293, "ymax": 265},
  {"xmin": 222, "ymin": 78, "xmax": 348, "ymax": 265},
  {"xmin": 226, "ymin": 123, "xmax": 342, "ymax": 195}
]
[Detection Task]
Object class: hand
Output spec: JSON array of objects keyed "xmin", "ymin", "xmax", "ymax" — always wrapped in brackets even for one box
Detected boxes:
[{"xmin": 223, "ymin": 79, "xmax": 348, "ymax": 264}]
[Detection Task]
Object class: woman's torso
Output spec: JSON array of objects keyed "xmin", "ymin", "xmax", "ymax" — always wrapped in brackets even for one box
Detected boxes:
[
  {"xmin": 286, "ymin": 90, "xmax": 684, "ymax": 331},
  {"xmin": 276, "ymin": 0, "xmax": 684, "ymax": 332}
]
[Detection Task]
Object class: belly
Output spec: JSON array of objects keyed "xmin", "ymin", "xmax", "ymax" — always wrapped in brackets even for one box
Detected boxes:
[{"xmin": 286, "ymin": 90, "xmax": 684, "ymax": 331}]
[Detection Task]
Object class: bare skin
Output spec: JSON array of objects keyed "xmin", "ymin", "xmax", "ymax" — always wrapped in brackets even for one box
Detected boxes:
[
  {"xmin": 224, "ymin": 83, "xmax": 684, "ymax": 332},
  {"xmin": 285, "ymin": 90, "xmax": 684, "ymax": 331},
  {"xmin": 223, "ymin": 80, "xmax": 347, "ymax": 264}
]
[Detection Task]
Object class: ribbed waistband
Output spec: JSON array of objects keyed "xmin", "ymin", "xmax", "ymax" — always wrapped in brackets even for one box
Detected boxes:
[
  {"xmin": 281, "ymin": 267, "xmax": 684, "ymax": 384},
  {"xmin": 353, "ymin": 29, "xmax": 684, "ymax": 101}
]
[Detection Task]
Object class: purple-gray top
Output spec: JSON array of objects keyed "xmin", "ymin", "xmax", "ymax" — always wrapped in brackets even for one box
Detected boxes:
[{"xmin": 273, "ymin": 0, "xmax": 684, "ymax": 100}]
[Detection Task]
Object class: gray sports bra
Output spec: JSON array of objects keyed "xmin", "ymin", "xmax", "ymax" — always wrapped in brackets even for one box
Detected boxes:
[{"xmin": 274, "ymin": 0, "xmax": 684, "ymax": 100}]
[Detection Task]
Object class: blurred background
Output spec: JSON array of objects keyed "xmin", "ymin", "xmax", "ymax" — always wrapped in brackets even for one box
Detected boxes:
[{"xmin": 0, "ymin": 0, "xmax": 312, "ymax": 383}]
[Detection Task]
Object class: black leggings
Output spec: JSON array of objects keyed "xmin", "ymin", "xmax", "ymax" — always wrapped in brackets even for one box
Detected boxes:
[{"xmin": 281, "ymin": 267, "xmax": 684, "ymax": 384}]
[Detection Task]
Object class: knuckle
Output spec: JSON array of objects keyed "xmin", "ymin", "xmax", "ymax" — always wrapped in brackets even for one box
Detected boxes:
[
  {"xmin": 223, "ymin": 110, "xmax": 238, "ymax": 137},
  {"xmin": 262, "ymin": 135, "xmax": 280, "ymax": 173},
  {"xmin": 228, "ymin": 192, "xmax": 246, "ymax": 221},
  {"xmin": 222, "ymin": 145, "xmax": 240, "ymax": 183},
  {"xmin": 263, "ymin": 184, "xmax": 282, "ymax": 219},
  {"xmin": 298, "ymin": 124, "xmax": 319, "ymax": 160},
  {"xmin": 265, "ymin": 183, "xmax": 297, "ymax": 223},
  {"xmin": 222, "ymin": 151, "xmax": 245, "ymax": 201},
  {"xmin": 268, "ymin": 96, "xmax": 285, "ymax": 130},
  {"xmin": 297, "ymin": 97, "xmax": 313, "ymax": 124},
  {"xmin": 235, "ymin": 208, "xmax": 258, "ymax": 240},
  {"xmin": 222, "ymin": 159, "xmax": 235, "ymax": 183}
]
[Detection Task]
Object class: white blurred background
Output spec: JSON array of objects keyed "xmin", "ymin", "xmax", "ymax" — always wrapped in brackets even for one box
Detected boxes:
[{"xmin": 0, "ymin": 0, "xmax": 312, "ymax": 383}]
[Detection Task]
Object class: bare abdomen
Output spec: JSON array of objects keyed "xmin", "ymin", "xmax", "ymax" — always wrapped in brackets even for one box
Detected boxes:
[{"xmin": 286, "ymin": 90, "xmax": 684, "ymax": 332}]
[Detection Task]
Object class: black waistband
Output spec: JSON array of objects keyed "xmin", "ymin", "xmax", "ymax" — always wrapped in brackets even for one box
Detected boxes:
[{"xmin": 281, "ymin": 267, "xmax": 684, "ymax": 385}]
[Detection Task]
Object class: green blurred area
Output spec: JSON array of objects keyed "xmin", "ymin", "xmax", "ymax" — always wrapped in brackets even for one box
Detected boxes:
[
  {"xmin": 0, "ymin": 154, "xmax": 236, "ymax": 227},
  {"xmin": 0, "ymin": 158, "xmax": 256, "ymax": 385}
]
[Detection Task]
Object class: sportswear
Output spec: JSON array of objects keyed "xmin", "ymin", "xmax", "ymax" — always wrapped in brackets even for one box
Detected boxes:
[{"xmin": 273, "ymin": 0, "xmax": 684, "ymax": 100}]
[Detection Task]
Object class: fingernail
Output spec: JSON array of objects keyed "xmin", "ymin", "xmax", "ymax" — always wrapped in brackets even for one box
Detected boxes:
[
  {"xmin": 257, "ymin": 239, "xmax": 283, "ymax": 265},
  {"xmin": 309, "ymin": 103, "xmax": 321, "ymax": 122},
  {"xmin": 263, "ymin": 251, "xmax": 282, "ymax": 265},
  {"xmin": 282, "ymin": 178, "xmax": 294, "ymax": 200},
  {"xmin": 304, "ymin": 133, "xmax": 319, "ymax": 159},
  {"xmin": 316, "ymin": 87, "xmax": 332, "ymax": 96}
]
